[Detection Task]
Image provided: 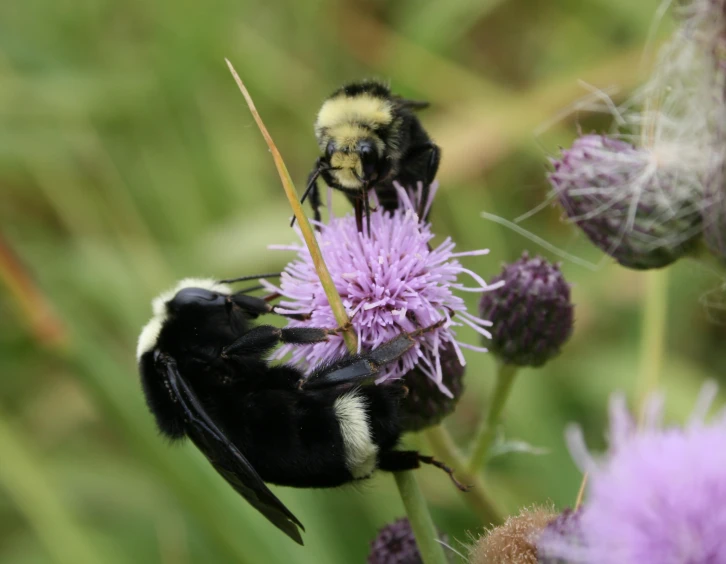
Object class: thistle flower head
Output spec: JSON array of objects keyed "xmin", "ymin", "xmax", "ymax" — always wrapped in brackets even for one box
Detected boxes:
[
  {"xmin": 367, "ymin": 517, "xmax": 449, "ymax": 564},
  {"xmin": 479, "ymin": 252, "xmax": 573, "ymax": 367},
  {"xmin": 541, "ymin": 383, "xmax": 726, "ymax": 563},
  {"xmin": 264, "ymin": 184, "xmax": 501, "ymax": 395},
  {"xmin": 468, "ymin": 505, "xmax": 556, "ymax": 564},
  {"xmin": 549, "ymin": 134, "xmax": 703, "ymax": 270}
]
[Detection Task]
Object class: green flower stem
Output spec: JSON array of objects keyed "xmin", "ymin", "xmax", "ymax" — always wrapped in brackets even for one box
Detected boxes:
[
  {"xmin": 394, "ymin": 471, "xmax": 449, "ymax": 564},
  {"xmin": 225, "ymin": 59, "xmax": 356, "ymax": 351},
  {"xmin": 636, "ymin": 268, "xmax": 669, "ymax": 424},
  {"xmin": 227, "ymin": 61, "xmax": 445, "ymax": 561},
  {"xmin": 425, "ymin": 425, "xmax": 502, "ymax": 526},
  {"xmin": 0, "ymin": 408, "xmax": 111, "ymax": 564},
  {"xmin": 468, "ymin": 363, "xmax": 518, "ymax": 474}
]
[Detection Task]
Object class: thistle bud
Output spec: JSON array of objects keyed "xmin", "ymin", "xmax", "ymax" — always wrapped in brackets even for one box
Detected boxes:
[
  {"xmin": 368, "ymin": 518, "xmax": 450, "ymax": 564},
  {"xmin": 549, "ymin": 134, "xmax": 702, "ymax": 270},
  {"xmin": 399, "ymin": 342, "xmax": 465, "ymax": 432},
  {"xmin": 479, "ymin": 253, "xmax": 573, "ymax": 367},
  {"xmin": 468, "ymin": 506, "xmax": 556, "ymax": 564}
]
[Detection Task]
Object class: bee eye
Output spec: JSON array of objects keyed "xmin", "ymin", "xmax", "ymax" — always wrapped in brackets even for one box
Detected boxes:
[{"xmin": 325, "ymin": 141, "xmax": 336, "ymax": 157}]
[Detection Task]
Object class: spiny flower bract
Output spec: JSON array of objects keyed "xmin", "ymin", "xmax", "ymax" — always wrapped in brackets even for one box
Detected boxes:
[
  {"xmin": 541, "ymin": 384, "xmax": 726, "ymax": 564},
  {"xmin": 264, "ymin": 184, "xmax": 501, "ymax": 394}
]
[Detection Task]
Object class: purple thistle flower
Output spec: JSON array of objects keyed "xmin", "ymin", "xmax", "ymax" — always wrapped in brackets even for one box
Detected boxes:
[
  {"xmin": 540, "ymin": 383, "xmax": 726, "ymax": 564},
  {"xmin": 479, "ymin": 252, "xmax": 573, "ymax": 367},
  {"xmin": 549, "ymin": 134, "xmax": 703, "ymax": 270},
  {"xmin": 264, "ymin": 184, "xmax": 502, "ymax": 395}
]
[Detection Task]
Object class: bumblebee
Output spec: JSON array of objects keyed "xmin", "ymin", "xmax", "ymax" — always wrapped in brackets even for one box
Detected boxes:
[
  {"xmin": 299, "ymin": 80, "xmax": 441, "ymax": 232},
  {"xmin": 137, "ymin": 276, "xmax": 466, "ymax": 545}
]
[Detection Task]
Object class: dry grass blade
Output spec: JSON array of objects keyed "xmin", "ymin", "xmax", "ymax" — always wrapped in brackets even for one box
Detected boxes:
[{"xmin": 224, "ymin": 58, "xmax": 357, "ymax": 352}]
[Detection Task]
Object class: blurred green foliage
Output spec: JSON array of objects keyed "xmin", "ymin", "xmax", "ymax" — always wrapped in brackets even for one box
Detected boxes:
[{"xmin": 1, "ymin": 0, "xmax": 724, "ymax": 562}]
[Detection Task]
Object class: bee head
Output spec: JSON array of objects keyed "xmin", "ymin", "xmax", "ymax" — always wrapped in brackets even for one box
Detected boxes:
[
  {"xmin": 137, "ymin": 278, "xmax": 233, "ymax": 360},
  {"xmin": 168, "ymin": 287, "xmax": 228, "ymax": 313},
  {"xmin": 153, "ymin": 279, "xmax": 232, "ymax": 318},
  {"xmin": 325, "ymin": 137, "xmax": 381, "ymax": 190}
]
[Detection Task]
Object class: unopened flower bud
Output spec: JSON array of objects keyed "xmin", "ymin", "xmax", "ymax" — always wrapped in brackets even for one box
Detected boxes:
[{"xmin": 479, "ymin": 253, "xmax": 573, "ymax": 367}]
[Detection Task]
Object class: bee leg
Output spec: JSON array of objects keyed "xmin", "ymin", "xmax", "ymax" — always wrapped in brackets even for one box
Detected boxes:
[
  {"xmin": 293, "ymin": 157, "xmax": 325, "ymax": 228},
  {"xmin": 402, "ymin": 142, "xmax": 441, "ymax": 220},
  {"xmin": 221, "ymin": 324, "xmax": 337, "ymax": 358},
  {"xmin": 420, "ymin": 144, "xmax": 441, "ymax": 220},
  {"xmin": 229, "ymin": 293, "xmax": 310, "ymax": 321},
  {"xmin": 221, "ymin": 325, "xmax": 287, "ymax": 358},
  {"xmin": 378, "ymin": 450, "xmax": 470, "ymax": 492},
  {"xmin": 309, "ymin": 178, "xmax": 323, "ymax": 226},
  {"xmin": 363, "ymin": 318, "xmax": 445, "ymax": 367}
]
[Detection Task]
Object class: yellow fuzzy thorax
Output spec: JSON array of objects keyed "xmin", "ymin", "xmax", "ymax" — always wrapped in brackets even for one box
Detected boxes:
[{"xmin": 315, "ymin": 94, "xmax": 394, "ymax": 135}]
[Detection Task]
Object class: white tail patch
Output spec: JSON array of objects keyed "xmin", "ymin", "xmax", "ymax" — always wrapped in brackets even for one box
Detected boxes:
[{"xmin": 333, "ymin": 392, "xmax": 379, "ymax": 479}]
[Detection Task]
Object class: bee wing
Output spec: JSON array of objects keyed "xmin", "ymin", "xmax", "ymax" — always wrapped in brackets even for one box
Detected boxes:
[{"xmin": 157, "ymin": 354, "xmax": 305, "ymax": 545}]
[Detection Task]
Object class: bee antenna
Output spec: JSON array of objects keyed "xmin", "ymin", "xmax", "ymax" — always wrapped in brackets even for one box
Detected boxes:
[
  {"xmin": 299, "ymin": 167, "xmax": 324, "ymax": 206},
  {"xmin": 218, "ymin": 273, "xmax": 281, "ymax": 284}
]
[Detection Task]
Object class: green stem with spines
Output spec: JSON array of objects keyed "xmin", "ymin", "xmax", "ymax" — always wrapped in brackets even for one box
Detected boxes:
[
  {"xmin": 227, "ymin": 60, "xmax": 447, "ymax": 564},
  {"xmin": 468, "ymin": 362, "xmax": 518, "ymax": 474}
]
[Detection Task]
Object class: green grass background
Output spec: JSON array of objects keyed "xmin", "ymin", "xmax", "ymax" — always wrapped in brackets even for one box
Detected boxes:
[{"xmin": 1, "ymin": 0, "xmax": 724, "ymax": 562}]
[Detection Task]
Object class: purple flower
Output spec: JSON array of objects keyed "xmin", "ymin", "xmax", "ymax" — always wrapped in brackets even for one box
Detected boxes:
[
  {"xmin": 263, "ymin": 184, "xmax": 502, "ymax": 395},
  {"xmin": 540, "ymin": 384, "xmax": 726, "ymax": 563}
]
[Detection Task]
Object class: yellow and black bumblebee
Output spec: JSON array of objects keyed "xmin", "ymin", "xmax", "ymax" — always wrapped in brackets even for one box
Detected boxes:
[{"xmin": 299, "ymin": 80, "xmax": 441, "ymax": 232}]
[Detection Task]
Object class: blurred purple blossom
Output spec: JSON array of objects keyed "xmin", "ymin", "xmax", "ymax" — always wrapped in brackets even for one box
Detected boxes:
[{"xmin": 540, "ymin": 384, "xmax": 726, "ymax": 563}]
